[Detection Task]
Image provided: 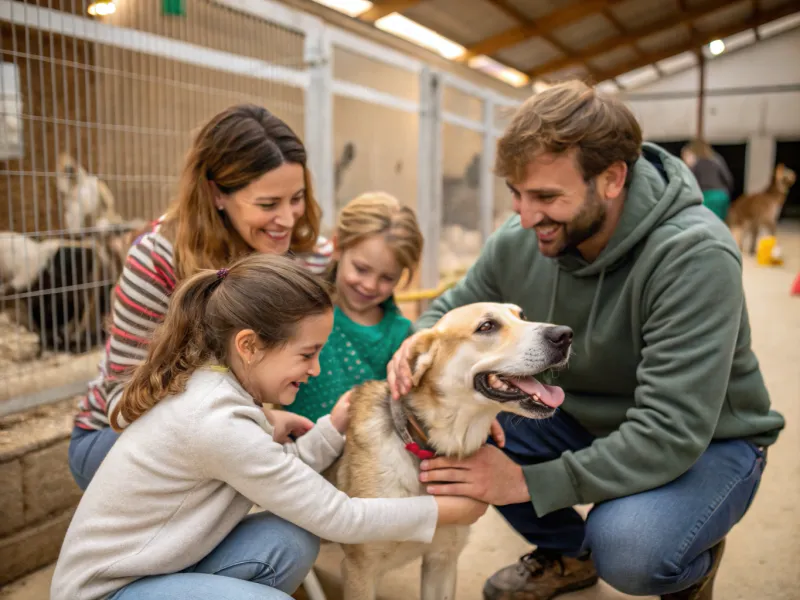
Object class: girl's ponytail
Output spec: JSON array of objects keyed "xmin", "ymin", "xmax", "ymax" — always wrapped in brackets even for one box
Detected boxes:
[{"xmin": 110, "ymin": 269, "xmax": 224, "ymax": 430}]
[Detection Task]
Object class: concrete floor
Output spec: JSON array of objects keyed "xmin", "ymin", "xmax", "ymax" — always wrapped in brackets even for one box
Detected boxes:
[{"xmin": 3, "ymin": 224, "xmax": 798, "ymax": 600}]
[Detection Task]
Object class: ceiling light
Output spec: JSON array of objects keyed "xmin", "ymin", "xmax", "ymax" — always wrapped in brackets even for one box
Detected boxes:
[
  {"xmin": 708, "ymin": 39, "xmax": 725, "ymax": 55},
  {"xmin": 468, "ymin": 55, "xmax": 529, "ymax": 87},
  {"xmin": 87, "ymin": 1, "xmax": 116, "ymax": 16},
  {"xmin": 374, "ymin": 13, "xmax": 466, "ymax": 60},
  {"xmin": 311, "ymin": 0, "xmax": 373, "ymax": 17}
]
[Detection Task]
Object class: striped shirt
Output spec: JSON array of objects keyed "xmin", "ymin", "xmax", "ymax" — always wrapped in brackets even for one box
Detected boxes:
[{"xmin": 74, "ymin": 221, "xmax": 334, "ymax": 431}]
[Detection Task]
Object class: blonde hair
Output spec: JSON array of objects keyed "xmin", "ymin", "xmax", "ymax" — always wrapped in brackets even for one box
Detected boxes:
[
  {"xmin": 683, "ymin": 139, "xmax": 714, "ymax": 160},
  {"xmin": 160, "ymin": 104, "xmax": 322, "ymax": 281},
  {"xmin": 111, "ymin": 254, "xmax": 332, "ymax": 430},
  {"xmin": 329, "ymin": 191, "xmax": 423, "ymax": 286},
  {"xmin": 496, "ymin": 79, "xmax": 642, "ymax": 186}
]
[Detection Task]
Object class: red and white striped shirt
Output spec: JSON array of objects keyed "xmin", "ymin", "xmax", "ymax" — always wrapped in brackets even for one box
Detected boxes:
[{"xmin": 74, "ymin": 221, "xmax": 333, "ymax": 431}]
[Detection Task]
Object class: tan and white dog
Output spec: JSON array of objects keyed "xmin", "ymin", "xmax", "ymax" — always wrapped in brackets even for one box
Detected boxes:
[{"xmin": 331, "ymin": 302, "xmax": 572, "ymax": 600}]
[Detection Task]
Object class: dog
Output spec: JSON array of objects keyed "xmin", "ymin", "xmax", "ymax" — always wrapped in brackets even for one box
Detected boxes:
[
  {"xmin": 0, "ymin": 225, "xmax": 139, "ymax": 354},
  {"xmin": 0, "ymin": 231, "xmax": 63, "ymax": 296},
  {"xmin": 56, "ymin": 153, "xmax": 123, "ymax": 233},
  {"xmin": 727, "ymin": 163, "xmax": 796, "ymax": 254},
  {"xmin": 330, "ymin": 302, "xmax": 572, "ymax": 600}
]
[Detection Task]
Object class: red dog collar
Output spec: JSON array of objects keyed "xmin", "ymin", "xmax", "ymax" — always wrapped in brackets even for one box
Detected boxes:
[{"xmin": 404, "ymin": 442, "xmax": 436, "ymax": 460}]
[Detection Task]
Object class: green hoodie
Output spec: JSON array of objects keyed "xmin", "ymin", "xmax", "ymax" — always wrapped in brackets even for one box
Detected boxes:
[{"xmin": 417, "ymin": 143, "xmax": 784, "ymax": 518}]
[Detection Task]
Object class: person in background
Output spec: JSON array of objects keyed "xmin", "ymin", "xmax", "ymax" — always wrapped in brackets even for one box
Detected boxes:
[
  {"xmin": 68, "ymin": 104, "xmax": 333, "ymax": 491},
  {"xmin": 51, "ymin": 254, "xmax": 487, "ymax": 600},
  {"xmin": 681, "ymin": 139, "xmax": 735, "ymax": 221}
]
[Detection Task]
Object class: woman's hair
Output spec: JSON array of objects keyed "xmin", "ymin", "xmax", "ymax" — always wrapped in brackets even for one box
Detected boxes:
[
  {"xmin": 111, "ymin": 254, "xmax": 332, "ymax": 430},
  {"xmin": 161, "ymin": 104, "xmax": 322, "ymax": 281},
  {"xmin": 327, "ymin": 191, "xmax": 424, "ymax": 287}
]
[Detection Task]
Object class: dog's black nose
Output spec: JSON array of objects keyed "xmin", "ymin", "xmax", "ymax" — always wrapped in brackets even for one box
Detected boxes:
[{"xmin": 545, "ymin": 326, "xmax": 573, "ymax": 349}]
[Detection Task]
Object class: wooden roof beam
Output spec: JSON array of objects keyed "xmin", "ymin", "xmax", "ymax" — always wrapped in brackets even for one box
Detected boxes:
[
  {"xmin": 595, "ymin": 0, "xmax": 800, "ymax": 82},
  {"xmin": 529, "ymin": 0, "xmax": 738, "ymax": 78},
  {"xmin": 483, "ymin": 0, "xmax": 601, "ymax": 74},
  {"xmin": 457, "ymin": 0, "xmax": 627, "ymax": 61},
  {"xmin": 358, "ymin": 0, "xmax": 423, "ymax": 23}
]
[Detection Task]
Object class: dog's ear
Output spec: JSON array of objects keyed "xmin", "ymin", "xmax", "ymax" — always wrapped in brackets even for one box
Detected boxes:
[{"xmin": 407, "ymin": 330, "xmax": 438, "ymax": 387}]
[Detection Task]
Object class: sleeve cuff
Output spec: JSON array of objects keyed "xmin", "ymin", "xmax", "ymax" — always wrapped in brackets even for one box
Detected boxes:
[
  {"xmin": 315, "ymin": 415, "xmax": 346, "ymax": 455},
  {"xmin": 413, "ymin": 496, "xmax": 439, "ymax": 543},
  {"xmin": 523, "ymin": 458, "xmax": 581, "ymax": 517}
]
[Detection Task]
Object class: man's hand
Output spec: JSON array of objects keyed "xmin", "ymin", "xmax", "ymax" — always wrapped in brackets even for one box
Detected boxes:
[
  {"xmin": 387, "ymin": 332, "xmax": 423, "ymax": 400},
  {"xmin": 420, "ymin": 445, "xmax": 529, "ymax": 506},
  {"xmin": 263, "ymin": 409, "xmax": 314, "ymax": 444},
  {"xmin": 490, "ymin": 418, "xmax": 505, "ymax": 448}
]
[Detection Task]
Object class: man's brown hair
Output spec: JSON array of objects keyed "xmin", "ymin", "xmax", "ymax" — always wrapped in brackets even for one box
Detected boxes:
[{"xmin": 495, "ymin": 80, "xmax": 643, "ymax": 186}]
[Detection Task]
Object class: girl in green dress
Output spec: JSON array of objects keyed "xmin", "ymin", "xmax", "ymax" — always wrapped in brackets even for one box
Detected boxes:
[{"xmin": 288, "ymin": 191, "xmax": 424, "ymax": 422}]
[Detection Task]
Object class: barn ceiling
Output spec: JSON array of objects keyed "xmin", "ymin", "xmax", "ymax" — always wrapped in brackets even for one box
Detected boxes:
[{"xmin": 322, "ymin": 0, "xmax": 800, "ymax": 89}]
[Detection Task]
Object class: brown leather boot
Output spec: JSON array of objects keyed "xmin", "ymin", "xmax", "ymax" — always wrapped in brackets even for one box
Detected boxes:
[
  {"xmin": 483, "ymin": 549, "xmax": 599, "ymax": 600},
  {"xmin": 661, "ymin": 538, "xmax": 726, "ymax": 600}
]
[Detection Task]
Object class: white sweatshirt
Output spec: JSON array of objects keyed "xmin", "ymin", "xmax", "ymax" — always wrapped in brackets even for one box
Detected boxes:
[{"xmin": 51, "ymin": 368, "xmax": 438, "ymax": 600}]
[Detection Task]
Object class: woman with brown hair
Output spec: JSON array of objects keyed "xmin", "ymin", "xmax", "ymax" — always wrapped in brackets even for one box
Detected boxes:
[{"xmin": 67, "ymin": 104, "xmax": 333, "ymax": 490}]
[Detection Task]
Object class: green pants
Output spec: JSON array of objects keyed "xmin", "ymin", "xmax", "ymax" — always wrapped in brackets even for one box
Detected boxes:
[{"xmin": 702, "ymin": 189, "xmax": 730, "ymax": 221}]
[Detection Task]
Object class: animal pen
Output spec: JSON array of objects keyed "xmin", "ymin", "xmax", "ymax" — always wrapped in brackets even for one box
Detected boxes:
[{"xmin": 0, "ymin": 0, "xmax": 523, "ymax": 417}]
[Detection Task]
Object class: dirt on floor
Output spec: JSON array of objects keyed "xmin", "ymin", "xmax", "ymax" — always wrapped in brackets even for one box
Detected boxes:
[{"xmin": 2, "ymin": 224, "xmax": 798, "ymax": 600}]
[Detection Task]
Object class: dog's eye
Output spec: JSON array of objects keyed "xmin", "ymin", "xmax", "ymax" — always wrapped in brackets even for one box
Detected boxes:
[
  {"xmin": 518, "ymin": 310, "xmax": 526, "ymax": 321},
  {"xmin": 476, "ymin": 320, "xmax": 498, "ymax": 334}
]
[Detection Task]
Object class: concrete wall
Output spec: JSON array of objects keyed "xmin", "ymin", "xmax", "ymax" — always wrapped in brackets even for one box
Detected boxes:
[{"xmin": 0, "ymin": 398, "xmax": 83, "ymax": 586}]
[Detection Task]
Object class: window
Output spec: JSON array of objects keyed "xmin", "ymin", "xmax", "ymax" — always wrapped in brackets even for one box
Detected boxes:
[{"xmin": 0, "ymin": 62, "xmax": 23, "ymax": 160}]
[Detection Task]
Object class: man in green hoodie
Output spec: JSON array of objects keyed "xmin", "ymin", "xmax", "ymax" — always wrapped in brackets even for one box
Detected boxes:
[{"xmin": 387, "ymin": 80, "xmax": 784, "ymax": 600}]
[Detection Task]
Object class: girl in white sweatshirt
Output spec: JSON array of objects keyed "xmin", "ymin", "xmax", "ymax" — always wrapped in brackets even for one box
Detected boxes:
[{"xmin": 51, "ymin": 254, "xmax": 486, "ymax": 600}]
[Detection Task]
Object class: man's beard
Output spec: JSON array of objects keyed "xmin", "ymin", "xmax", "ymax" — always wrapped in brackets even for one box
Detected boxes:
[{"xmin": 537, "ymin": 182, "xmax": 607, "ymax": 257}]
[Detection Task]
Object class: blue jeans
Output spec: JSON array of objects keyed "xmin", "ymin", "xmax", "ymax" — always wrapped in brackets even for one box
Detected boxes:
[
  {"xmin": 109, "ymin": 511, "xmax": 320, "ymax": 599},
  {"xmin": 68, "ymin": 425, "xmax": 119, "ymax": 490},
  {"xmin": 496, "ymin": 410, "xmax": 766, "ymax": 597}
]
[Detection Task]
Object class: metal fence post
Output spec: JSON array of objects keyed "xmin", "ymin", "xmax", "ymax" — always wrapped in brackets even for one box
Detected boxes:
[
  {"xmin": 417, "ymin": 66, "xmax": 443, "ymax": 295},
  {"xmin": 303, "ymin": 22, "xmax": 335, "ymax": 231},
  {"xmin": 480, "ymin": 96, "xmax": 496, "ymax": 241}
]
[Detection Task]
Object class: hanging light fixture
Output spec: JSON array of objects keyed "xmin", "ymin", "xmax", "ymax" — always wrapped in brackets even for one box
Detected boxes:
[{"xmin": 87, "ymin": 1, "xmax": 117, "ymax": 17}]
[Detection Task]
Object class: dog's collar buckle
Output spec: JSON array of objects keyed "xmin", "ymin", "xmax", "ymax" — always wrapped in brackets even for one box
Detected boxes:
[{"xmin": 390, "ymin": 395, "xmax": 438, "ymax": 460}]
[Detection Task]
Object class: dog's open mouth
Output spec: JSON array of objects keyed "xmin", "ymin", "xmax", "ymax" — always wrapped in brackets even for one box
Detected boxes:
[{"xmin": 474, "ymin": 372, "xmax": 565, "ymax": 409}]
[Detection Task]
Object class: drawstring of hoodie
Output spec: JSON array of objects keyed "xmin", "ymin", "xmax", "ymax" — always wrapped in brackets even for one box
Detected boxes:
[
  {"xmin": 546, "ymin": 268, "xmax": 560, "ymax": 323},
  {"xmin": 584, "ymin": 268, "xmax": 606, "ymax": 359},
  {"xmin": 546, "ymin": 267, "xmax": 606, "ymax": 360}
]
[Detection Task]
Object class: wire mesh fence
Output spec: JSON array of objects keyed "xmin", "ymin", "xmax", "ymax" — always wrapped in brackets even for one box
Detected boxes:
[
  {"xmin": 0, "ymin": 0, "xmax": 307, "ymax": 412},
  {"xmin": 0, "ymin": 0, "xmax": 523, "ymax": 414}
]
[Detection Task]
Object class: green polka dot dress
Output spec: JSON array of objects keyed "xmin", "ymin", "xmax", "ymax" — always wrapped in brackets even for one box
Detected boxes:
[{"xmin": 287, "ymin": 298, "xmax": 412, "ymax": 423}]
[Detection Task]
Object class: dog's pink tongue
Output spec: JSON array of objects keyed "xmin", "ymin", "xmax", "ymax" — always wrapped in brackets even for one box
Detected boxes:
[{"xmin": 508, "ymin": 377, "xmax": 565, "ymax": 408}]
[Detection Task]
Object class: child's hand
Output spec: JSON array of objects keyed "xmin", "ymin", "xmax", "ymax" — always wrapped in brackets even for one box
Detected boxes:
[
  {"xmin": 330, "ymin": 390, "xmax": 352, "ymax": 435},
  {"xmin": 263, "ymin": 408, "xmax": 314, "ymax": 444},
  {"xmin": 434, "ymin": 496, "xmax": 489, "ymax": 526}
]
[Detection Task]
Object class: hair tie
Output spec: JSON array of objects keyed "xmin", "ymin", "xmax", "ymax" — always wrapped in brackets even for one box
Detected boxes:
[{"xmin": 217, "ymin": 268, "xmax": 229, "ymax": 279}]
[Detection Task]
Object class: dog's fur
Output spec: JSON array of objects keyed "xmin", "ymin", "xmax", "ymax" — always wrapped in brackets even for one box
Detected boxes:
[
  {"xmin": 727, "ymin": 163, "xmax": 796, "ymax": 254},
  {"xmin": 329, "ymin": 303, "xmax": 572, "ymax": 600},
  {"xmin": 56, "ymin": 153, "xmax": 123, "ymax": 233},
  {"xmin": 0, "ymin": 226, "xmax": 137, "ymax": 354}
]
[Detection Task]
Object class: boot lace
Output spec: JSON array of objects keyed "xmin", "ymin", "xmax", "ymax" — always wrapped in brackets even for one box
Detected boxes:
[{"xmin": 517, "ymin": 549, "xmax": 566, "ymax": 578}]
